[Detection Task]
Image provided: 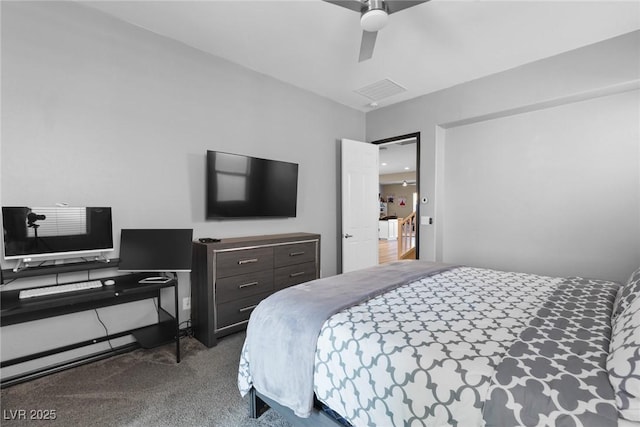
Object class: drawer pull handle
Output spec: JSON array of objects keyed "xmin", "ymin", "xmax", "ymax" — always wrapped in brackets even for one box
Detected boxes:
[
  {"xmin": 239, "ymin": 305, "xmax": 258, "ymax": 313},
  {"xmin": 238, "ymin": 258, "xmax": 258, "ymax": 265},
  {"xmin": 239, "ymin": 281, "xmax": 259, "ymax": 289},
  {"xmin": 289, "ymin": 251, "xmax": 305, "ymax": 257},
  {"xmin": 289, "ymin": 271, "xmax": 305, "ymax": 278}
]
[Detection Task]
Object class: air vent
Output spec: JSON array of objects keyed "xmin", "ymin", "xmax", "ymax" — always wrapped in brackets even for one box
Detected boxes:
[{"xmin": 354, "ymin": 78, "xmax": 407, "ymax": 101}]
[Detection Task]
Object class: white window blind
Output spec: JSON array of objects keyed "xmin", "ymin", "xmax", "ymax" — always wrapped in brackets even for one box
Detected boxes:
[{"xmin": 26, "ymin": 207, "xmax": 87, "ymax": 237}]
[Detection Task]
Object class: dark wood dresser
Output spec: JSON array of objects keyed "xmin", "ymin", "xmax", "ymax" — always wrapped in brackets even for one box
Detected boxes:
[{"xmin": 191, "ymin": 232, "xmax": 321, "ymax": 347}]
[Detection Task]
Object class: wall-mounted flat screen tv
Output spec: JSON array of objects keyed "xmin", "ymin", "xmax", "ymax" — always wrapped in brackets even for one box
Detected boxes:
[
  {"xmin": 206, "ymin": 150, "xmax": 298, "ymax": 219},
  {"xmin": 2, "ymin": 206, "xmax": 114, "ymax": 261}
]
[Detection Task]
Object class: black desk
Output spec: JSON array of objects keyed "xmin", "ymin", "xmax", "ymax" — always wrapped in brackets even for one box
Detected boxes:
[{"xmin": 0, "ymin": 274, "xmax": 180, "ymax": 387}]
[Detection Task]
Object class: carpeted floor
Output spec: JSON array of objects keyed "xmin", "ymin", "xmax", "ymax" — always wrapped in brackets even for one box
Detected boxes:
[{"xmin": 0, "ymin": 332, "xmax": 292, "ymax": 427}]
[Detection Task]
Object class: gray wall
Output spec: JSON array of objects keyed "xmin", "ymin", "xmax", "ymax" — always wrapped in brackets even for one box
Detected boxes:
[
  {"xmin": 444, "ymin": 91, "xmax": 639, "ymax": 282},
  {"xmin": 367, "ymin": 31, "xmax": 640, "ymax": 283},
  {"xmin": 0, "ymin": 2, "xmax": 364, "ymax": 374}
]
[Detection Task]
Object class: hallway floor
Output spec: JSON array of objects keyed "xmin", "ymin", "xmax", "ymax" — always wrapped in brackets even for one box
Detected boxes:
[{"xmin": 378, "ymin": 238, "xmax": 416, "ymax": 264}]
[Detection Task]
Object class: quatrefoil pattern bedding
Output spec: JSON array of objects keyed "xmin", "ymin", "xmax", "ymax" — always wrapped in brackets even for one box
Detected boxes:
[
  {"xmin": 483, "ymin": 277, "xmax": 620, "ymax": 427},
  {"xmin": 239, "ymin": 265, "xmax": 635, "ymax": 427},
  {"xmin": 607, "ymin": 267, "xmax": 640, "ymax": 422},
  {"xmin": 313, "ymin": 267, "xmax": 562, "ymax": 426},
  {"xmin": 612, "ymin": 267, "xmax": 640, "ymax": 318}
]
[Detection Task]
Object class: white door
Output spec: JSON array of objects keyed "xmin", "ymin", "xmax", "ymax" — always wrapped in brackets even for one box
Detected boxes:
[{"xmin": 341, "ymin": 139, "xmax": 379, "ymax": 273}]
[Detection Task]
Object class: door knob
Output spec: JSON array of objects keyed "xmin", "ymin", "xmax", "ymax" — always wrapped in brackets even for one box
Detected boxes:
[{"xmin": 344, "ymin": 233, "xmax": 353, "ymax": 238}]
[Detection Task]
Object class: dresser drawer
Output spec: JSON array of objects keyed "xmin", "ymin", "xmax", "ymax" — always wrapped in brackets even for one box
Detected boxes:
[
  {"xmin": 216, "ymin": 270, "xmax": 274, "ymax": 304},
  {"xmin": 274, "ymin": 261, "xmax": 317, "ymax": 291},
  {"xmin": 274, "ymin": 242, "xmax": 317, "ymax": 267},
  {"xmin": 217, "ymin": 292, "xmax": 269, "ymax": 329},
  {"xmin": 215, "ymin": 247, "xmax": 273, "ymax": 278}
]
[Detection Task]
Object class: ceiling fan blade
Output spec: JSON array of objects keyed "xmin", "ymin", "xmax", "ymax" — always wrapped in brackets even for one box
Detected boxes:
[
  {"xmin": 359, "ymin": 30, "xmax": 378, "ymax": 62},
  {"xmin": 322, "ymin": 0, "xmax": 364, "ymax": 13},
  {"xmin": 386, "ymin": 0, "xmax": 430, "ymax": 14}
]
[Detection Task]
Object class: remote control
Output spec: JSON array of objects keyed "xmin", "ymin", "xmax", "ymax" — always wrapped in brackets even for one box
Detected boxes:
[{"xmin": 199, "ymin": 238, "xmax": 221, "ymax": 243}]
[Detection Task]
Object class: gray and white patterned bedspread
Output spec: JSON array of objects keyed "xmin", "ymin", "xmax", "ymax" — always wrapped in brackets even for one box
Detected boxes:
[
  {"xmin": 313, "ymin": 267, "xmax": 562, "ymax": 426},
  {"xmin": 483, "ymin": 277, "xmax": 620, "ymax": 427},
  {"xmin": 239, "ymin": 266, "xmax": 622, "ymax": 427}
]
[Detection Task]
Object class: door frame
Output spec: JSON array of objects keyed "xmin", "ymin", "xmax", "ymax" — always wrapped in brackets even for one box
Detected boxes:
[{"xmin": 372, "ymin": 132, "xmax": 421, "ymax": 259}]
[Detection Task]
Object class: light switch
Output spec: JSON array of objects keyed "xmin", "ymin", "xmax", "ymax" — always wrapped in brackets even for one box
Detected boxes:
[{"xmin": 421, "ymin": 216, "xmax": 432, "ymax": 225}]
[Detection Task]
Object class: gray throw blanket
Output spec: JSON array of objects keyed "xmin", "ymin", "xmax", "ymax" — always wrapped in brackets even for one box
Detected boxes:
[{"xmin": 244, "ymin": 260, "xmax": 457, "ymax": 417}]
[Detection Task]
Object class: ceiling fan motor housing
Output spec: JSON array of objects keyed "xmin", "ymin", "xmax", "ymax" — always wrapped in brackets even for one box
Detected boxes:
[{"xmin": 360, "ymin": 0, "xmax": 389, "ymax": 32}]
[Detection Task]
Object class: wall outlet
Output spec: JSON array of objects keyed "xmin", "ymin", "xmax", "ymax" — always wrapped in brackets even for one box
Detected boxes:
[{"xmin": 182, "ymin": 297, "xmax": 191, "ymax": 310}]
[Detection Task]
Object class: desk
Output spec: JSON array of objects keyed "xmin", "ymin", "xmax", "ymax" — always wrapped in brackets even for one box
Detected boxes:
[{"xmin": 0, "ymin": 274, "xmax": 180, "ymax": 387}]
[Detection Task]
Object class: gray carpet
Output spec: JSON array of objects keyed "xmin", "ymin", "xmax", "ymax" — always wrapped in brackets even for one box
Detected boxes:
[{"xmin": 0, "ymin": 332, "xmax": 292, "ymax": 427}]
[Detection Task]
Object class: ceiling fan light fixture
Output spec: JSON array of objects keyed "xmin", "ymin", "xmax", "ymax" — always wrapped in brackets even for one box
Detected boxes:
[{"xmin": 360, "ymin": 8, "xmax": 388, "ymax": 32}]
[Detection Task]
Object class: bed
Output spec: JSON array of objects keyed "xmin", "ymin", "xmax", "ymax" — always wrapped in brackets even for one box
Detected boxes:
[{"xmin": 238, "ymin": 260, "xmax": 640, "ymax": 427}]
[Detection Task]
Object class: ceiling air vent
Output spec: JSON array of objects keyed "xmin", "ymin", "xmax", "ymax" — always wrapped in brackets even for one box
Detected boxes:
[{"xmin": 354, "ymin": 78, "xmax": 407, "ymax": 102}]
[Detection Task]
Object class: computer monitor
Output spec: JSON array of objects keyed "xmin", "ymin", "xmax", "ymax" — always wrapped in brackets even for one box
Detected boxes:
[
  {"xmin": 118, "ymin": 229, "xmax": 193, "ymax": 277},
  {"xmin": 3, "ymin": 206, "xmax": 114, "ymax": 262}
]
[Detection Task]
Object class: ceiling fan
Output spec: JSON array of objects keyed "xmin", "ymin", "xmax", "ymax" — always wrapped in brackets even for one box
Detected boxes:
[{"xmin": 323, "ymin": 0, "xmax": 430, "ymax": 62}]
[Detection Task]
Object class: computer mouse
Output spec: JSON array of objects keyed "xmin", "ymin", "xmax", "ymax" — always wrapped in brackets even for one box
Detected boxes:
[{"xmin": 104, "ymin": 280, "xmax": 115, "ymax": 286}]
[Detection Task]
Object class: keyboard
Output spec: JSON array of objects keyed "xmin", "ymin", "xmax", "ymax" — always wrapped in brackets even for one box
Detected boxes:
[{"xmin": 19, "ymin": 280, "xmax": 103, "ymax": 299}]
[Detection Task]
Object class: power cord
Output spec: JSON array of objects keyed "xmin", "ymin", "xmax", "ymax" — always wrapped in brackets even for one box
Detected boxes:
[
  {"xmin": 94, "ymin": 309, "xmax": 114, "ymax": 351},
  {"xmin": 179, "ymin": 320, "xmax": 193, "ymax": 338}
]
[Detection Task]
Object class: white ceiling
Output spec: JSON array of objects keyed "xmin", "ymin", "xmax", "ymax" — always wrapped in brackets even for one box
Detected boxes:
[
  {"xmin": 378, "ymin": 138, "xmax": 417, "ymax": 175},
  {"xmin": 82, "ymin": 1, "xmax": 640, "ymax": 112}
]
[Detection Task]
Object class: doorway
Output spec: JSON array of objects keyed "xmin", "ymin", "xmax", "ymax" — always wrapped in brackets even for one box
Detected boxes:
[{"xmin": 372, "ymin": 132, "xmax": 420, "ymax": 263}]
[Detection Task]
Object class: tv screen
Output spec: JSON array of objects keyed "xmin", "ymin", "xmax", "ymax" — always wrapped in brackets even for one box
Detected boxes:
[
  {"xmin": 118, "ymin": 229, "xmax": 193, "ymax": 273},
  {"xmin": 2, "ymin": 206, "xmax": 114, "ymax": 261},
  {"xmin": 206, "ymin": 150, "xmax": 298, "ymax": 218}
]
